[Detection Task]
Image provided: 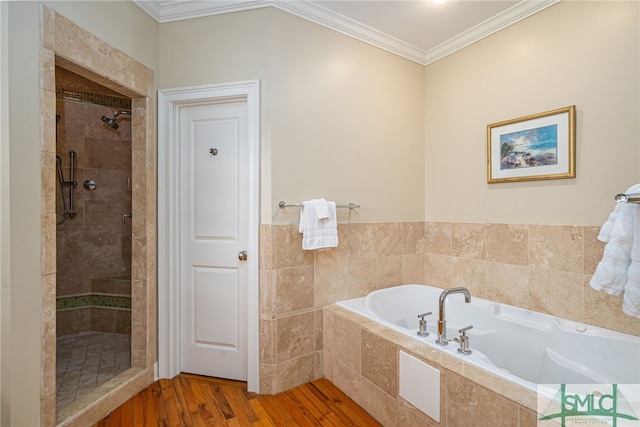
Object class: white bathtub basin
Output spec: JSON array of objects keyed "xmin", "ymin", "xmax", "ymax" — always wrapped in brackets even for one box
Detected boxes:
[{"xmin": 337, "ymin": 284, "xmax": 640, "ymax": 391}]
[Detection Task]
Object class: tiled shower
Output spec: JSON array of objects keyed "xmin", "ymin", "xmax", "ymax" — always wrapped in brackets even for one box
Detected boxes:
[{"xmin": 55, "ymin": 67, "xmax": 132, "ymax": 409}]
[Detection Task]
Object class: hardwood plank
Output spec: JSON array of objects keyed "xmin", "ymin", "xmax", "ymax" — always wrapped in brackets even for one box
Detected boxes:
[
  {"xmin": 142, "ymin": 385, "xmax": 160, "ymax": 426},
  {"xmin": 312, "ymin": 379, "xmax": 382, "ymax": 426},
  {"xmin": 93, "ymin": 374, "xmax": 383, "ymax": 427},
  {"xmin": 288, "ymin": 387, "xmax": 337, "ymax": 426},
  {"xmin": 275, "ymin": 390, "xmax": 321, "ymax": 427},
  {"xmin": 151, "ymin": 380, "xmax": 170, "ymax": 426},
  {"xmin": 132, "ymin": 391, "xmax": 146, "ymax": 426},
  {"xmin": 175, "ymin": 376, "xmax": 206, "ymax": 427},
  {"xmin": 190, "ymin": 378, "xmax": 228, "ymax": 425},
  {"xmin": 248, "ymin": 399, "xmax": 277, "ymax": 427},
  {"xmin": 254, "ymin": 394, "xmax": 299, "ymax": 427},
  {"xmin": 220, "ymin": 381, "xmax": 260, "ymax": 424}
]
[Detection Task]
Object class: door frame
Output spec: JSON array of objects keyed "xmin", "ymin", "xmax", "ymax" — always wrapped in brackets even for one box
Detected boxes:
[{"xmin": 157, "ymin": 81, "xmax": 260, "ymax": 392}]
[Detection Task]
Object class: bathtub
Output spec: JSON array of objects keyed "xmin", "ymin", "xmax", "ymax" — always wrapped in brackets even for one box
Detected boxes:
[{"xmin": 337, "ymin": 284, "xmax": 640, "ymax": 391}]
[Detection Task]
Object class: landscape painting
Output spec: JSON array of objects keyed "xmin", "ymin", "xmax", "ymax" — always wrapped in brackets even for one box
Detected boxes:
[
  {"xmin": 487, "ymin": 106, "xmax": 576, "ymax": 183},
  {"xmin": 500, "ymin": 124, "xmax": 558, "ymax": 170}
]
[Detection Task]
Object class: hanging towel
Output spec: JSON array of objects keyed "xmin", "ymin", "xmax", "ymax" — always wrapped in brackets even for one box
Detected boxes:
[
  {"xmin": 590, "ymin": 183, "xmax": 640, "ymax": 319},
  {"xmin": 299, "ymin": 199, "xmax": 338, "ymax": 250}
]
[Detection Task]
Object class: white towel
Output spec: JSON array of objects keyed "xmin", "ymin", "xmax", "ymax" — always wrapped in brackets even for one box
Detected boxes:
[
  {"xmin": 299, "ymin": 199, "xmax": 338, "ymax": 250},
  {"xmin": 590, "ymin": 183, "xmax": 640, "ymax": 318}
]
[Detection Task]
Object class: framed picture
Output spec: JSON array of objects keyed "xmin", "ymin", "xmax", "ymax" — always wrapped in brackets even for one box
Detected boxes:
[{"xmin": 487, "ymin": 106, "xmax": 576, "ymax": 183}]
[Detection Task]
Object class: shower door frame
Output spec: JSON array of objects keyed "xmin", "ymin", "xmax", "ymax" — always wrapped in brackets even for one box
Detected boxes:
[{"xmin": 157, "ymin": 81, "xmax": 261, "ymax": 392}]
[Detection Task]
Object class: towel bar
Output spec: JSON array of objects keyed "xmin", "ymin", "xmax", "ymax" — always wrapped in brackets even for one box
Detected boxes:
[
  {"xmin": 615, "ymin": 193, "xmax": 640, "ymax": 204},
  {"xmin": 279, "ymin": 201, "xmax": 360, "ymax": 209}
]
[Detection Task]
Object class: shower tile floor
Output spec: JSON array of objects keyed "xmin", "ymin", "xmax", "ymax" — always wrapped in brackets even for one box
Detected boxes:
[{"xmin": 56, "ymin": 332, "xmax": 131, "ymax": 408}]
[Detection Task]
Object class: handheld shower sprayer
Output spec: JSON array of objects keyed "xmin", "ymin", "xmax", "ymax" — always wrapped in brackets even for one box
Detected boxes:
[{"xmin": 101, "ymin": 110, "xmax": 131, "ymax": 130}]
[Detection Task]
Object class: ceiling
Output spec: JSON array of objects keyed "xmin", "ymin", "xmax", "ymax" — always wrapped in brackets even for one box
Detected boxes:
[{"xmin": 135, "ymin": 0, "xmax": 560, "ymax": 65}]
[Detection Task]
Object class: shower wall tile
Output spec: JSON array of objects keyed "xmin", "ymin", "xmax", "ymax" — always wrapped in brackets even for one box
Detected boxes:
[
  {"xmin": 85, "ymin": 138, "xmax": 122, "ymax": 169},
  {"xmin": 314, "ymin": 223, "xmax": 350, "ymax": 264}
]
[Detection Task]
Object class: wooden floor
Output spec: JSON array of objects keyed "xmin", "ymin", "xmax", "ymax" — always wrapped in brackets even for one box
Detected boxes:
[{"xmin": 93, "ymin": 373, "xmax": 382, "ymax": 426}]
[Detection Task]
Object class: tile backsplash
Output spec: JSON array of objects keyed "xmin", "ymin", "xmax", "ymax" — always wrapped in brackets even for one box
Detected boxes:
[{"xmin": 259, "ymin": 221, "xmax": 640, "ymax": 394}]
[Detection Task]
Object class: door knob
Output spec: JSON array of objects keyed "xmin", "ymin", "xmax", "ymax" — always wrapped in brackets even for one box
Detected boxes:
[{"xmin": 238, "ymin": 250, "xmax": 247, "ymax": 261}]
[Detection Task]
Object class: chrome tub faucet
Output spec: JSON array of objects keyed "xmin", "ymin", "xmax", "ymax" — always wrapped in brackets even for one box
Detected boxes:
[{"xmin": 436, "ymin": 287, "xmax": 471, "ymax": 346}]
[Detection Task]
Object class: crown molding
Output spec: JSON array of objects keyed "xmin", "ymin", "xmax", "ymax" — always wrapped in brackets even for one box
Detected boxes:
[
  {"xmin": 134, "ymin": 0, "xmax": 561, "ymax": 66},
  {"xmin": 423, "ymin": 0, "xmax": 560, "ymax": 65}
]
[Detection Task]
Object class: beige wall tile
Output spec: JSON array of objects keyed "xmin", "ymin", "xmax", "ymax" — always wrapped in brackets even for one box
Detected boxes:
[
  {"xmin": 425, "ymin": 254, "xmax": 451, "ymax": 288},
  {"xmin": 357, "ymin": 377, "xmax": 399, "ymax": 427},
  {"xmin": 446, "ymin": 371, "xmax": 519, "ymax": 427},
  {"xmin": 402, "ymin": 254, "xmax": 426, "ymax": 284},
  {"xmin": 331, "ymin": 356, "xmax": 360, "ymax": 403},
  {"xmin": 529, "ymin": 269, "xmax": 585, "ymax": 321},
  {"xmin": 583, "ymin": 226, "xmax": 604, "ymax": 275},
  {"xmin": 259, "ymin": 269, "xmax": 275, "ymax": 317},
  {"xmin": 451, "ymin": 258, "xmax": 487, "ymax": 298},
  {"xmin": 376, "ymin": 222, "xmax": 403, "ymax": 258},
  {"xmin": 314, "ymin": 261, "xmax": 349, "ymax": 307},
  {"xmin": 530, "ymin": 225, "xmax": 583, "ymax": 273},
  {"xmin": 349, "ymin": 223, "xmax": 377, "ymax": 260},
  {"xmin": 276, "ymin": 312, "xmax": 315, "ymax": 362},
  {"xmin": 402, "ymin": 222, "xmax": 426, "ymax": 255},
  {"xmin": 376, "ymin": 255, "xmax": 403, "ymax": 289},
  {"xmin": 486, "ymin": 262, "xmax": 530, "ymax": 308},
  {"xmin": 361, "ymin": 330, "xmax": 398, "ymax": 398},
  {"xmin": 397, "ymin": 398, "xmax": 438, "ymax": 427},
  {"xmin": 332, "ymin": 315, "xmax": 361, "ymax": 373},
  {"xmin": 584, "ymin": 277, "xmax": 640, "ymax": 335},
  {"xmin": 452, "ymin": 222, "xmax": 486, "ymax": 260},
  {"xmin": 274, "ymin": 266, "xmax": 314, "ymax": 314},
  {"xmin": 314, "ymin": 223, "xmax": 350, "ymax": 264},
  {"xmin": 259, "ymin": 363, "xmax": 275, "ymax": 395},
  {"xmin": 273, "ymin": 225, "xmax": 314, "ymax": 268},
  {"xmin": 259, "ymin": 224, "xmax": 274, "ymax": 270},
  {"xmin": 314, "ymin": 309, "xmax": 323, "ymax": 351},
  {"xmin": 260, "ymin": 319, "xmax": 276, "ymax": 364},
  {"xmin": 348, "ymin": 258, "xmax": 377, "ymax": 298},
  {"xmin": 486, "ymin": 224, "xmax": 528, "ymax": 266},
  {"xmin": 425, "ymin": 222, "xmax": 452, "ymax": 256},
  {"xmin": 518, "ymin": 407, "xmax": 539, "ymax": 427},
  {"xmin": 274, "ymin": 354, "xmax": 314, "ymax": 394}
]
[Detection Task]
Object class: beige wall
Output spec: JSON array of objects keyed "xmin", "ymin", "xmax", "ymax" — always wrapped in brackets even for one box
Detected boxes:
[
  {"xmin": 1, "ymin": 2, "xmax": 158, "ymax": 425},
  {"xmin": 158, "ymin": 8, "xmax": 426, "ymax": 224},
  {"xmin": 425, "ymin": 0, "xmax": 639, "ymax": 226},
  {"xmin": 43, "ymin": 1, "xmax": 159, "ymax": 72}
]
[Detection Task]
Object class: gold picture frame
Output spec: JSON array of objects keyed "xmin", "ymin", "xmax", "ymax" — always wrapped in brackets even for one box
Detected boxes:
[{"xmin": 487, "ymin": 106, "xmax": 576, "ymax": 183}]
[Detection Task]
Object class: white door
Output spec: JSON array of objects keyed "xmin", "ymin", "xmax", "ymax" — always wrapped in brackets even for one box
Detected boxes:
[{"xmin": 179, "ymin": 100, "xmax": 248, "ymax": 380}]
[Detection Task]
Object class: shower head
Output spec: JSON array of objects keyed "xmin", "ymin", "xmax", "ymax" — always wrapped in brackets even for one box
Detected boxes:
[{"xmin": 101, "ymin": 110, "xmax": 131, "ymax": 130}]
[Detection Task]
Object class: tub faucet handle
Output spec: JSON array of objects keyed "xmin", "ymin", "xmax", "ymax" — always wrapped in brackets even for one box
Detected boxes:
[
  {"xmin": 453, "ymin": 325, "xmax": 473, "ymax": 355},
  {"xmin": 417, "ymin": 312, "xmax": 432, "ymax": 337}
]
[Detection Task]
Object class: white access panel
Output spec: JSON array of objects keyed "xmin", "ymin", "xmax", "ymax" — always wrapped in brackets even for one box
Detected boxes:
[{"xmin": 399, "ymin": 350, "xmax": 441, "ymax": 422}]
